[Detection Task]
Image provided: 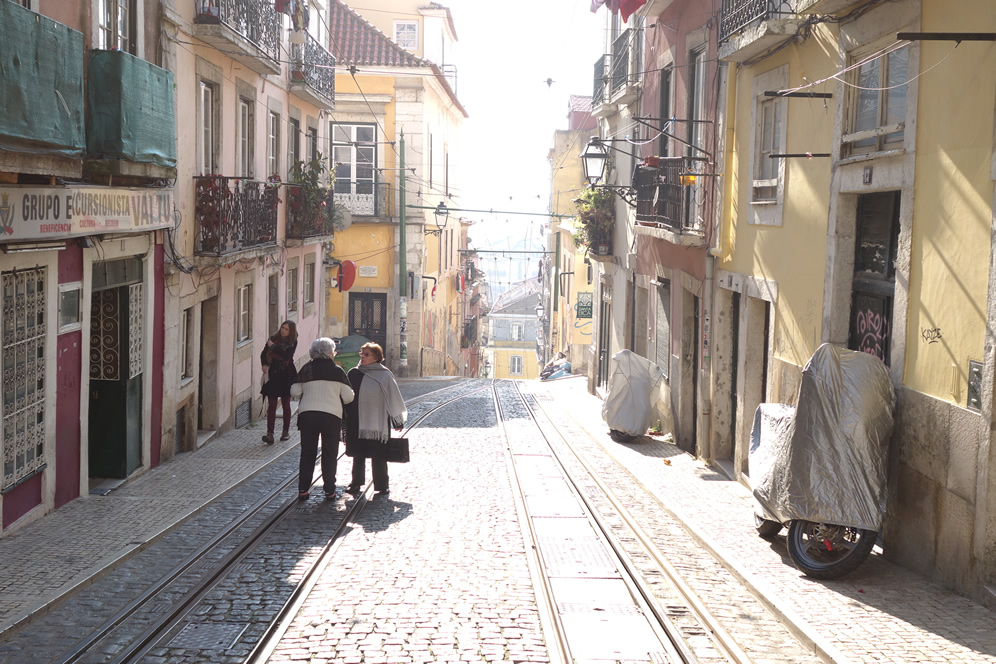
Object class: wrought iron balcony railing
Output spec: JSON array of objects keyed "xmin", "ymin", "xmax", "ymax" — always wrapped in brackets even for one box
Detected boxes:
[
  {"xmin": 286, "ymin": 186, "xmax": 333, "ymax": 240},
  {"xmin": 194, "ymin": 0, "xmax": 280, "ymax": 63},
  {"xmin": 332, "ymin": 180, "xmax": 393, "ymax": 217},
  {"xmin": 290, "ymin": 32, "xmax": 336, "ymax": 107},
  {"xmin": 720, "ymin": 0, "xmax": 796, "ymax": 44},
  {"xmin": 634, "ymin": 157, "xmax": 704, "ymax": 234},
  {"xmin": 593, "ymin": 54, "xmax": 609, "ymax": 106},
  {"xmin": 194, "ymin": 176, "xmax": 278, "ymax": 256},
  {"xmin": 611, "ymin": 28, "xmax": 639, "ymax": 95}
]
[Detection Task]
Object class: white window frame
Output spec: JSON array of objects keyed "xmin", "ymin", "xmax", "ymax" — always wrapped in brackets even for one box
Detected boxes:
[
  {"xmin": 304, "ymin": 256, "xmax": 315, "ymax": 305},
  {"xmin": 331, "ymin": 123, "xmax": 376, "ymax": 196},
  {"xmin": 198, "ymin": 81, "xmax": 216, "ymax": 176},
  {"xmin": 394, "ymin": 20, "xmax": 418, "ymax": 50},
  {"xmin": 98, "ymin": 0, "xmax": 134, "ymax": 53},
  {"xmin": 749, "ymin": 64, "xmax": 788, "ymax": 226},
  {"xmin": 237, "ymin": 284, "xmax": 252, "ymax": 344},
  {"xmin": 509, "ymin": 355, "xmax": 523, "ymax": 376},
  {"xmin": 510, "ymin": 323, "xmax": 524, "ymax": 341},
  {"xmin": 237, "ymin": 99, "xmax": 253, "ymax": 178},
  {"xmin": 843, "ymin": 42, "xmax": 908, "ymax": 156},
  {"xmin": 58, "ymin": 281, "xmax": 82, "ymax": 334},
  {"xmin": 306, "ymin": 126, "xmax": 319, "ymax": 165},
  {"xmin": 287, "ymin": 266, "xmax": 299, "ymax": 315},
  {"xmin": 288, "ymin": 117, "xmax": 301, "ymax": 173},
  {"xmin": 268, "ymin": 111, "xmax": 281, "ymax": 179}
]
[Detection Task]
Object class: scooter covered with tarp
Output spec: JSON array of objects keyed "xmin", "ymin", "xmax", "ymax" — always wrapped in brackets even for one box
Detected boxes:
[
  {"xmin": 750, "ymin": 343, "xmax": 895, "ymax": 579},
  {"xmin": 601, "ymin": 349, "xmax": 664, "ymax": 442}
]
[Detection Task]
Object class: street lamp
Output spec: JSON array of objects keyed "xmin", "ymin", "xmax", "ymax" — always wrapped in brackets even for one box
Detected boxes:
[
  {"xmin": 426, "ymin": 201, "xmax": 449, "ymax": 236},
  {"xmin": 536, "ymin": 303, "xmax": 545, "ymax": 320},
  {"xmin": 581, "ymin": 137, "xmax": 609, "ymax": 185}
]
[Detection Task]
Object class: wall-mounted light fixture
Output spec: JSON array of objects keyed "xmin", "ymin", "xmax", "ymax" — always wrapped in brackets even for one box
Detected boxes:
[
  {"xmin": 425, "ymin": 201, "xmax": 449, "ymax": 236},
  {"xmin": 580, "ymin": 137, "xmax": 638, "ymax": 206}
]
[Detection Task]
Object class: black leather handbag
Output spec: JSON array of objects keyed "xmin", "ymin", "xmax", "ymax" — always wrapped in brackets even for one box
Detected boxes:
[{"xmin": 386, "ymin": 437, "xmax": 410, "ymax": 463}]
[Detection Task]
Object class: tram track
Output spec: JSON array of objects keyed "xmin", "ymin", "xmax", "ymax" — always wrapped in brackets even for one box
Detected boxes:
[{"xmin": 495, "ymin": 379, "xmax": 754, "ymax": 664}]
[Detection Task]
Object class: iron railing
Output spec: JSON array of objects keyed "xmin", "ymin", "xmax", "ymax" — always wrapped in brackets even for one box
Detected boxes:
[
  {"xmin": 634, "ymin": 157, "xmax": 703, "ymax": 233},
  {"xmin": 332, "ymin": 180, "xmax": 392, "ymax": 217},
  {"xmin": 286, "ymin": 186, "xmax": 333, "ymax": 239},
  {"xmin": 194, "ymin": 0, "xmax": 280, "ymax": 62},
  {"xmin": 720, "ymin": 0, "xmax": 797, "ymax": 43},
  {"xmin": 593, "ymin": 54, "xmax": 609, "ymax": 105},
  {"xmin": 193, "ymin": 176, "xmax": 278, "ymax": 256},
  {"xmin": 290, "ymin": 32, "xmax": 336, "ymax": 106},
  {"xmin": 611, "ymin": 28, "xmax": 638, "ymax": 95}
]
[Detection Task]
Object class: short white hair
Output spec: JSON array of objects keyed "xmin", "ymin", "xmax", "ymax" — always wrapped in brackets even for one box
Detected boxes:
[{"xmin": 309, "ymin": 337, "xmax": 336, "ymax": 359}]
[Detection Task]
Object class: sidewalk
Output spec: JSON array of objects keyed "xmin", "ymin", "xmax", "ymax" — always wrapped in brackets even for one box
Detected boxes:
[{"xmin": 532, "ymin": 376, "xmax": 996, "ymax": 664}]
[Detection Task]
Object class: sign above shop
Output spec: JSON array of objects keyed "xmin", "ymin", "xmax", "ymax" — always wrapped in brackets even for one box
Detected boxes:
[{"xmin": 0, "ymin": 186, "xmax": 174, "ymax": 243}]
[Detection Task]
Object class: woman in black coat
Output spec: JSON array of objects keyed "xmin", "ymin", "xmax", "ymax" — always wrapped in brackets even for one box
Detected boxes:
[
  {"xmin": 343, "ymin": 342, "xmax": 406, "ymax": 497},
  {"xmin": 260, "ymin": 320, "xmax": 298, "ymax": 444}
]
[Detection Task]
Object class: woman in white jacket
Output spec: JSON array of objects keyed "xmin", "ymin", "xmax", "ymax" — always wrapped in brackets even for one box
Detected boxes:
[{"xmin": 290, "ymin": 338, "xmax": 354, "ymax": 500}]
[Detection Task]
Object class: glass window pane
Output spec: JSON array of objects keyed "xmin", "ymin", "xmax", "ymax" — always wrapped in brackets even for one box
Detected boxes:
[{"xmin": 356, "ymin": 126, "xmax": 374, "ymax": 143}]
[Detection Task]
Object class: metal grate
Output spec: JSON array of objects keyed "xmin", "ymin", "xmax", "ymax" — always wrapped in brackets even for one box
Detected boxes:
[
  {"xmin": 235, "ymin": 399, "xmax": 251, "ymax": 429},
  {"xmin": 174, "ymin": 405, "xmax": 186, "ymax": 455}
]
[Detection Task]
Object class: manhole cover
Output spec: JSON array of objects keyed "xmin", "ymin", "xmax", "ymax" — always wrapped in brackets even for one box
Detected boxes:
[{"xmin": 167, "ymin": 622, "xmax": 248, "ymax": 650}]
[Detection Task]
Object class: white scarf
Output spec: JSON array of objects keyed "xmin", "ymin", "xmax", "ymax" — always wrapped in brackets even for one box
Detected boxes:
[{"xmin": 356, "ymin": 363, "xmax": 407, "ymax": 442}]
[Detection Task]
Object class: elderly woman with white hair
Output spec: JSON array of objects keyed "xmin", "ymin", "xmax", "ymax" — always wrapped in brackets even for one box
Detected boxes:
[{"xmin": 290, "ymin": 337, "xmax": 354, "ymax": 501}]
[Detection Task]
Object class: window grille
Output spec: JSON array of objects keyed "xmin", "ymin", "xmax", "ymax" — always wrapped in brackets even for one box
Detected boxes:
[{"xmin": 2, "ymin": 268, "xmax": 47, "ymax": 492}]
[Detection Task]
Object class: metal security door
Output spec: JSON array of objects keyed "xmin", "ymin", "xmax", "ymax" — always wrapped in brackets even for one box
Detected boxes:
[
  {"xmin": 349, "ymin": 293, "xmax": 387, "ymax": 352},
  {"xmin": 848, "ymin": 191, "xmax": 900, "ymax": 365}
]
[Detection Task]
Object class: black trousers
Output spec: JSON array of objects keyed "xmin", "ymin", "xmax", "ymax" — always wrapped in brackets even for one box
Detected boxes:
[
  {"xmin": 297, "ymin": 411, "xmax": 341, "ymax": 494},
  {"xmin": 350, "ymin": 445, "xmax": 388, "ymax": 492}
]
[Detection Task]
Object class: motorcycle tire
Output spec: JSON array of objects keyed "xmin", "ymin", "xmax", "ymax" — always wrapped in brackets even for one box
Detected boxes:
[
  {"xmin": 754, "ymin": 514, "xmax": 783, "ymax": 539},
  {"xmin": 786, "ymin": 520, "xmax": 877, "ymax": 580},
  {"xmin": 609, "ymin": 429, "xmax": 636, "ymax": 443}
]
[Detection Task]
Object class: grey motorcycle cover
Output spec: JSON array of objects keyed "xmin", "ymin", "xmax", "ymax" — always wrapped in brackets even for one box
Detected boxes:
[{"xmin": 751, "ymin": 343, "xmax": 895, "ymax": 531}]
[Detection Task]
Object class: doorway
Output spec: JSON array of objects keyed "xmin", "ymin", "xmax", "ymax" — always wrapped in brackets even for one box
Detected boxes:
[
  {"xmin": 848, "ymin": 191, "xmax": 900, "ymax": 364},
  {"xmin": 597, "ymin": 297, "xmax": 612, "ymax": 392},
  {"xmin": 198, "ymin": 297, "xmax": 219, "ymax": 431},
  {"xmin": 349, "ymin": 292, "xmax": 387, "ymax": 351},
  {"xmin": 88, "ymin": 259, "xmax": 144, "ymax": 480}
]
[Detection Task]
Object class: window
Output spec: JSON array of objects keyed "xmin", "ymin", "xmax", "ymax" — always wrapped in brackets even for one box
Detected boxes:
[
  {"xmin": 237, "ymin": 99, "xmax": 253, "ymax": 178},
  {"xmin": 268, "ymin": 111, "xmax": 281, "ymax": 178},
  {"xmin": 2, "ymin": 268, "xmax": 47, "ymax": 492},
  {"xmin": 394, "ymin": 21, "xmax": 418, "ymax": 50},
  {"xmin": 655, "ymin": 280, "xmax": 671, "ymax": 379},
  {"xmin": 237, "ymin": 284, "xmax": 252, "ymax": 344},
  {"xmin": 287, "ymin": 266, "xmax": 299, "ymax": 314},
  {"xmin": 58, "ymin": 282, "xmax": 82, "ymax": 333},
  {"xmin": 509, "ymin": 355, "xmax": 523, "ymax": 375},
  {"xmin": 288, "ymin": 117, "xmax": 301, "ymax": 172},
  {"xmin": 754, "ymin": 98, "xmax": 784, "ymax": 201},
  {"xmin": 331, "ymin": 123, "xmax": 376, "ymax": 197},
  {"xmin": 510, "ymin": 323, "xmax": 524, "ymax": 341},
  {"xmin": 306, "ymin": 127, "xmax": 319, "ymax": 164},
  {"xmin": 845, "ymin": 45, "xmax": 908, "ymax": 155},
  {"xmin": 98, "ymin": 0, "xmax": 135, "ymax": 53},
  {"xmin": 180, "ymin": 307, "xmax": 194, "ymax": 380},
  {"xmin": 685, "ymin": 46, "xmax": 707, "ymax": 225},
  {"xmin": 198, "ymin": 81, "xmax": 216, "ymax": 175},
  {"xmin": 658, "ymin": 67, "xmax": 672, "ymax": 157},
  {"xmin": 304, "ymin": 256, "xmax": 315, "ymax": 305}
]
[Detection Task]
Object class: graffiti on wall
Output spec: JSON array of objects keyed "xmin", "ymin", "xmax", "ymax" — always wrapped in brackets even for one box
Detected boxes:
[
  {"xmin": 921, "ymin": 327, "xmax": 942, "ymax": 344},
  {"xmin": 854, "ymin": 308, "xmax": 889, "ymax": 362}
]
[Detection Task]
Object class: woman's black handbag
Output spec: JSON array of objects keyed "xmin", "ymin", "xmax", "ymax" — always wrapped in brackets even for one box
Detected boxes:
[{"xmin": 386, "ymin": 437, "xmax": 410, "ymax": 463}]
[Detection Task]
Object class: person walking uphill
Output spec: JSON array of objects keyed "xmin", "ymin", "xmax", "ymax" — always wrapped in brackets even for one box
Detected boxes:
[
  {"xmin": 290, "ymin": 338, "xmax": 354, "ymax": 500},
  {"xmin": 260, "ymin": 320, "xmax": 298, "ymax": 444},
  {"xmin": 344, "ymin": 342, "xmax": 406, "ymax": 498}
]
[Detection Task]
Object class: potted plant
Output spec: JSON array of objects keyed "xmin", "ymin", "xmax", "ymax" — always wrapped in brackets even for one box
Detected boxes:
[
  {"xmin": 572, "ymin": 185, "xmax": 615, "ymax": 256},
  {"xmin": 287, "ymin": 154, "xmax": 335, "ymax": 236}
]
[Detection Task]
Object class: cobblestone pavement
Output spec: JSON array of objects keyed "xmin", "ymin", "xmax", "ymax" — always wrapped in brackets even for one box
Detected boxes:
[{"xmin": 529, "ymin": 376, "xmax": 996, "ymax": 664}]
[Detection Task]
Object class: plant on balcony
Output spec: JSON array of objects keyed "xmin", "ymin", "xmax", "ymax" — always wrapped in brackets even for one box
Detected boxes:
[
  {"xmin": 572, "ymin": 185, "xmax": 615, "ymax": 255},
  {"xmin": 288, "ymin": 155, "xmax": 335, "ymax": 235}
]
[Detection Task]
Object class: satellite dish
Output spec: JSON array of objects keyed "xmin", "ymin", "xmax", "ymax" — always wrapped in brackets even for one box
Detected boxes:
[{"xmin": 334, "ymin": 207, "xmax": 353, "ymax": 231}]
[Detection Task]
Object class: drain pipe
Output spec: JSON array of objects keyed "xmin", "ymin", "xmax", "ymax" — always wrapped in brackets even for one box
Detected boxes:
[{"xmin": 700, "ymin": 61, "xmax": 737, "ymax": 463}]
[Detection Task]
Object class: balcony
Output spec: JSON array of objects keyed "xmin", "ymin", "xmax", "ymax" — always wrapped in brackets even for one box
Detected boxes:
[
  {"xmin": 290, "ymin": 32, "xmax": 336, "ymax": 109},
  {"xmin": 634, "ymin": 157, "xmax": 705, "ymax": 240},
  {"xmin": 193, "ymin": 0, "xmax": 280, "ymax": 76},
  {"xmin": 193, "ymin": 176, "xmax": 278, "ymax": 256},
  {"xmin": 591, "ymin": 28, "xmax": 641, "ymax": 115},
  {"xmin": 332, "ymin": 180, "xmax": 393, "ymax": 218},
  {"xmin": 718, "ymin": 0, "xmax": 804, "ymax": 63},
  {"xmin": 0, "ymin": 1, "xmax": 84, "ymax": 177},
  {"xmin": 592, "ymin": 55, "xmax": 609, "ymax": 111},
  {"xmin": 286, "ymin": 186, "xmax": 334, "ymax": 240},
  {"xmin": 86, "ymin": 50, "xmax": 176, "ymax": 178}
]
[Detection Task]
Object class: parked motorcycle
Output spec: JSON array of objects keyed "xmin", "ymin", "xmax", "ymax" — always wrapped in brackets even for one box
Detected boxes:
[
  {"xmin": 602, "ymin": 349, "xmax": 664, "ymax": 443},
  {"xmin": 750, "ymin": 343, "xmax": 895, "ymax": 579}
]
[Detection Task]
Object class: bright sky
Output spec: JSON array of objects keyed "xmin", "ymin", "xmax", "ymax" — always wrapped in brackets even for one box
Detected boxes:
[{"xmin": 441, "ymin": 0, "xmax": 605, "ymax": 262}]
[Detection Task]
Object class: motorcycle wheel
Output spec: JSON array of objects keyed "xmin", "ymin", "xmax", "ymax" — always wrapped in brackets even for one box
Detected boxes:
[
  {"xmin": 754, "ymin": 514, "xmax": 782, "ymax": 539},
  {"xmin": 609, "ymin": 429, "xmax": 636, "ymax": 443},
  {"xmin": 786, "ymin": 520, "xmax": 877, "ymax": 580}
]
